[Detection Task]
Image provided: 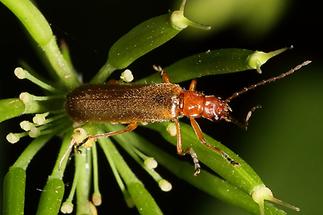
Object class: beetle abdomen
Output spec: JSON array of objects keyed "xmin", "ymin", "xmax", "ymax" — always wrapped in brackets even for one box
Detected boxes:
[{"xmin": 65, "ymin": 83, "xmax": 182, "ymax": 123}]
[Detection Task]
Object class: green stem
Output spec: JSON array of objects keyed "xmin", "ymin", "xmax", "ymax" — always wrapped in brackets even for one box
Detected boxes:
[
  {"xmin": 91, "ymin": 143, "xmax": 102, "ymax": 206},
  {"xmin": 75, "ymin": 149, "xmax": 92, "ymax": 215},
  {"xmin": 36, "ymin": 133, "xmax": 73, "ymax": 215},
  {"xmin": 97, "ymin": 136, "xmax": 132, "ymax": 207},
  {"xmin": 14, "ymin": 67, "xmax": 57, "ymax": 92},
  {"xmin": 61, "ymin": 162, "xmax": 79, "ymax": 213},
  {"xmin": 90, "ymin": 63, "xmax": 116, "ymax": 84},
  {"xmin": 51, "ymin": 130, "xmax": 73, "ymax": 178},
  {"xmin": 0, "ymin": 98, "xmax": 25, "ymax": 123},
  {"xmin": 60, "ymin": 40, "xmax": 77, "ymax": 75},
  {"xmin": 0, "ymin": 0, "xmax": 80, "ymax": 89},
  {"xmin": 19, "ymin": 92, "xmax": 65, "ymax": 115},
  {"xmin": 13, "ymin": 135, "xmax": 53, "ymax": 169},
  {"xmin": 116, "ymin": 140, "xmax": 165, "ymax": 188},
  {"xmin": 3, "ymin": 135, "xmax": 55, "ymax": 215},
  {"xmin": 42, "ymin": 37, "xmax": 80, "ymax": 89},
  {"xmin": 97, "ymin": 130, "xmax": 163, "ymax": 215}
]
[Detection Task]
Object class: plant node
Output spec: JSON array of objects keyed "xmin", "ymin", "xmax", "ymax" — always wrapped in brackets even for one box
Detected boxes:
[{"xmin": 251, "ymin": 184, "xmax": 300, "ymax": 215}]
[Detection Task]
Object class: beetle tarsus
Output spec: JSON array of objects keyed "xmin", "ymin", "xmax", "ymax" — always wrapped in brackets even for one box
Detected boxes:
[
  {"xmin": 189, "ymin": 148, "xmax": 201, "ymax": 176},
  {"xmin": 222, "ymin": 151, "xmax": 240, "ymax": 166},
  {"xmin": 153, "ymin": 65, "xmax": 171, "ymax": 83}
]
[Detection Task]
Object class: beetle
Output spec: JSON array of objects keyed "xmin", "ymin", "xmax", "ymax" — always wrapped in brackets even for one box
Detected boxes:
[{"xmin": 65, "ymin": 61, "xmax": 310, "ymax": 175}]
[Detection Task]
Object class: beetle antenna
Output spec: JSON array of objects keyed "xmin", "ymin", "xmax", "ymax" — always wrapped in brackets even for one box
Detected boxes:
[
  {"xmin": 244, "ymin": 105, "xmax": 262, "ymax": 130},
  {"xmin": 225, "ymin": 105, "xmax": 262, "ymax": 130},
  {"xmin": 225, "ymin": 60, "xmax": 311, "ymax": 103}
]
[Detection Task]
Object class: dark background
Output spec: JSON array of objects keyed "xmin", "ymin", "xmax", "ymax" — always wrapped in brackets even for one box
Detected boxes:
[{"xmin": 1, "ymin": 0, "xmax": 322, "ymax": 214}]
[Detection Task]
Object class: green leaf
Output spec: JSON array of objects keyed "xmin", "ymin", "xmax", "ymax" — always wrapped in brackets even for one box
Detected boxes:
[
  {"xmin": 0, "ymin": 0, "xmax": 52, "ymax": 46},
  {"xmin": 3, "ymin": 167, "xmax": 26, "ymax": 215},
  {"xmin": 91, "ymin": 14, "xmax": 181, "ymax": 84},
  {"xmin": 127, "ymin": 182, "xmax": 164, "ymax": 215},
  {"xmin": 0, "ymin": 98, "xmax": 25, "ymax": 123},
  {"xmin": 36, "ymin": 177, "xmax": 65, "ymax": 215},
  {"xmin": 108, "ymin": 14, "xmax": 181, "ymax": 70},
  {"xmin": 139, "ymin": 48, "xmax": 288, "ymax": 84},
  {"xmin": 35, "ymin": 133, "xmax": 72, "ymax": 215}
]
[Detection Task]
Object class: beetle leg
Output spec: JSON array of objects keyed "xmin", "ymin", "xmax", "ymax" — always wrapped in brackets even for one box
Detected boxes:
[
  {"xmin": 81, "ymin": 122, "xmax": 138, "ymax": 147},
  {"xmin": 173, "ymin": 118, "xmax": 183, "ymax": 155},
  {"xmin": 153, "ymin": 65, "xmax": 171, "ymax": 83},
  {"xmin": 58, "ymin": 138, "xmax": 75, "ymax": 170},
  {"xmin": 174, "ymin": 118, "xmax": 201, "ymax": 176},
  {"xmin": 173, "ymin": 118, "xmax": 186, "ymax": 157},
  {"xmin": 188, "ymin": 147, "xmax": 201, "ymax": 176},
  {"xmin": 189, "ymin": 79, "xmax": 197, "ymax": 91},
  {"xmin": 189, "ymin": 117, "xmax": 240, "ymax": 166}
]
